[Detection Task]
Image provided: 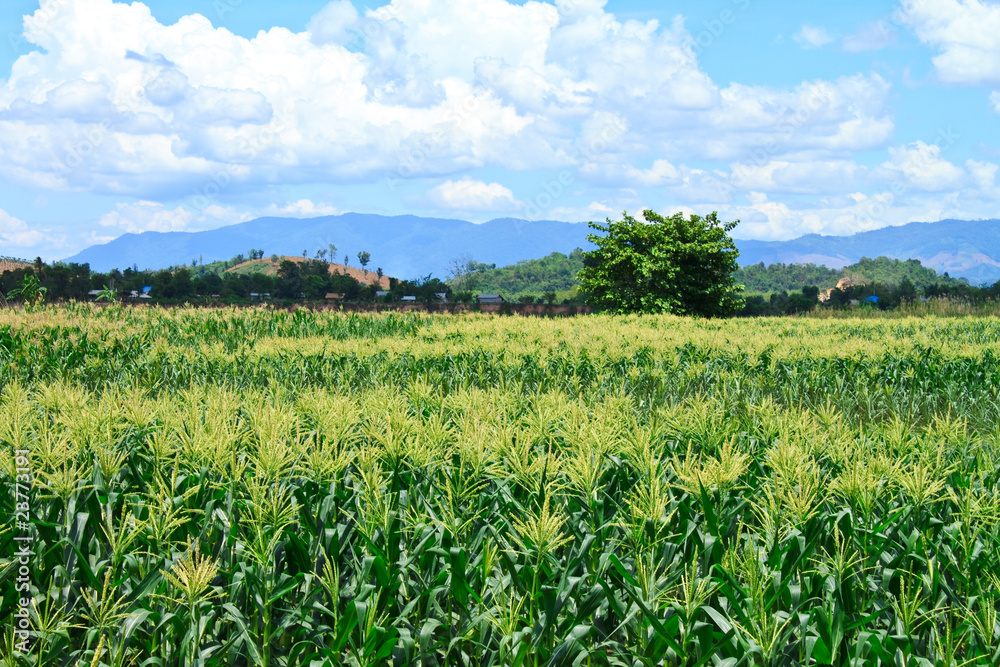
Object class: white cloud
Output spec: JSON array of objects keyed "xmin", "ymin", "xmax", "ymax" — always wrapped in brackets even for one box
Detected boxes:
[
  {"xmin": 307, "ymin": 1, "xmax": 360, "ymax": 45},
  {"xmin": 902, "ymin": 0, "xmax": 1000, "ymax": 85},
  {"xmin": 794, "ymin": 25, "xmax": 834, "ymax": 49},
  {"xmin": 693, "ymin": 74, "xmax": 894, "ymax": 160},
  {"xmin": 9, "ymin": 0, "xmax": 1000, "ymax": 247},
  {"xmin": 726, "ymin": 159, "xmax": 867, "ymax": 194},
  {"xmin": 97, "ymin": 201, "xmax": 195, "ymax": 233},
  {"xmin": 97, "ymin": 200, "xmax": 251, "ymax": 234},
  {"xmin": 0, "ymin": 0, "xmax": 896, "ymax": 202},
  {"xmin": 967, "ymin": 159, "xmax": 999, "ymax": 194},
  {"xmin": 428, "ymin": 177, "xmax": 520, "ymax": 211},
  {"xmin": 880, "ymin": 141, "xmax": 967, "ymax": 192},
  {"xmin": 199, "ymin": 205, "xmax": 255, "ymax": 227},
  {"xmin": 0, "ymin": 208, "xmax": 45, "ymax": 248},
  {"xmin": 721, "ymin": 191, "xmax": 911, "ymax": 241},
  {"xmin": 260, "ymin": 200, "xmax": 341, "ymax": 217},
  {"xmin": 728, "ymin": 192, "xmax": 826, "ymax": 240},
  {"xmin": 547, "ymin": 200, "xmax": 616, "ymax": 222},
  {"xmin": 625, "ymin": 160, "xmax": 681, "ymax": 187}
]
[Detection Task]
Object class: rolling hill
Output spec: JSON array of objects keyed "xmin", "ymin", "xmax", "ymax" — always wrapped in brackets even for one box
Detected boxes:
[
  {"xmin": 63, "ymin": 213, "xmax": 590, "ymax": 280},
  {"xmin": 0, "ymin": 258, "xmax": 30, "ymax": 273},
  {"xmin": 225, "ymin": 256, "xmax": 390, "ymax": 288},
  {"xmin": 735, "ymin": 218, "xmax": 1000, "ymax": 285},
  {"xmin": 62, "ymin": 213, "xmax": 1000, "ymax": 285}
]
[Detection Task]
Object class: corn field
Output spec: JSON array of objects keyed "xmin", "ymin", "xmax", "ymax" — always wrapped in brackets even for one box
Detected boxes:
[{"xmin": 3, "ymin": 303, "xmax": 1000, "ymax": 666}]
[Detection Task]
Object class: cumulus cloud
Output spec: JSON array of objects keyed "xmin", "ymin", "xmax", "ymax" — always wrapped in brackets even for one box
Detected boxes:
[
  {"xmin": 880, "ymin": 141, "xmax": 967, "ymax": 192},
  {"xmin": 0, "ymin": 0, "xmax": 897, "ymax": 202},
  {"xmin": 307, "ymin": 1, "xmax": 360, "ymax": 45},
  {"xmin": 97, "ymin": 200, "xmax": 251, "ymax": 234},
  {"xmin": 794, "ymin": 25, "xmax": 834, "ymax": 49},
  {"xmin": 428, "ymin": 177, "xmax": 520, "ymax": 211},
  {"xmin": 97, "ymin": 201, "xmax": 195, "ymax": 233},
  {"xmin": 10, "ymin": 0, "xmax": 1000, "ymax": 247},
  {"xmin": 966, "ymin": 158, "xmax": 999, "ymax": 194},
  {"xmin": 625, "ymin": 160, "xmax": 681, "ymax": 187},
  {"xmin": 260, "ymin": 200, "xmax": 340, "ymax": 217},
  {"xmin": 991, "ymin": 90, "xmax": 1000, "ymax": 114},
  {"xmin": 548, "ymin": 200, "xmax": 616, "ymax": 222},
  {"xmin": 725, "ymin": 159, "xmax": 867, "ymax": 194},
  {"xmin": 901, "ymin": 0, "xmax": 1000, "ymax": 85},
  {"xmin": 0, "ymin": 208, "xmax": 45, "ymax": 248},
  {"xmin": 720, "ymin": 190, "xmax": 907, "ymax": 241}
]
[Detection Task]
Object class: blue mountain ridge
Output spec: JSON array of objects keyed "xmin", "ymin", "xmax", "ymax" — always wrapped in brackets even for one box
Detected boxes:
[{"xmin": 61, "ymin": 213, "xmax": 1000, "ymax": 285}]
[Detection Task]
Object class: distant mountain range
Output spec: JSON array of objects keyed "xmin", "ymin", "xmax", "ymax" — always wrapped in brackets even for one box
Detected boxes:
[
  {"xmin": 736, "ymin": 219, "xmax": 1000, "ymax": 286},
  {"xmin": 62, "ymin": 214, "xmax": 1000, "ymax": 285},
  {"xmin": 64, "ymin": 214, "xmax": 587, "ymax": 281}
]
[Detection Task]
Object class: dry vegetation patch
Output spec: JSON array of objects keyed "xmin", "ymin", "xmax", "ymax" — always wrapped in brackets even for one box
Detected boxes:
[{"xmin": 226, "ymin": 255, "xmax": 391, "ymax": 288}]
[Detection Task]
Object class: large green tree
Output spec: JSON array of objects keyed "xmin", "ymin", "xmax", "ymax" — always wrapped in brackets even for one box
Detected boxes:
[{"xmin": 578, "ymin": 209, "xmax": 744, "ymax": 316}]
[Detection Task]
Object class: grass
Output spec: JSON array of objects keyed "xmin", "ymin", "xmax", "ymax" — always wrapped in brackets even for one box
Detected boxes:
[{"xmin": 2, "ymin": 304, "xmax": 1000, "ymax": 665}]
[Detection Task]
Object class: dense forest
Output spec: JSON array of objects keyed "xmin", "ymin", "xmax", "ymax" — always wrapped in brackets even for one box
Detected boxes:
[
  {"xmin": 447, "ymin": 250, "xmax": 982, "ymax": 303},
  {"xmin": 735, "ymin": 256, "xmax": 969, "ymax": 293},
  {"xmin": 0, "ymin": 254, "xmax": 453, "ymax": 305},
  {"xmin": 448, "ymin": 250, "xmax": 585, "ymax": 300},
  {"xmin": 442, "ymin": 250, "xmax": 1000, "ymax": 315},
  {"xmin": 4, "ymin": 249, "xmax": 1000, "ymax": 314}
]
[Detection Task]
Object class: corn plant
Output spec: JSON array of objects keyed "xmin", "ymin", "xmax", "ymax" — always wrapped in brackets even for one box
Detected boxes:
[{"xmin": 2, "ymin": 305, "xmax": 1000, "ymax": 664}]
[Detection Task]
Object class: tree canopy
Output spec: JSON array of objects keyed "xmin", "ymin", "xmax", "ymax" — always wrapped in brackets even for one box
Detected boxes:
[
  {"xmin": 578, "ymin": 210, "xmax": 743, "ymax": 316},
  {"xmin": 447, "ymin": 249, "xmax": 585, "ymax": 296}
]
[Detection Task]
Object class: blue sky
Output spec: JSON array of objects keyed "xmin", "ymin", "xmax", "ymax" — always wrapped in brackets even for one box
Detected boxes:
[{"xmin": 0, "ymin": 0, "xmax": 998, "ymax": 261}]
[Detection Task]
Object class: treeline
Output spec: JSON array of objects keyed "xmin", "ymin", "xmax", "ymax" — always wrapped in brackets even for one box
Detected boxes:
[
  {"xmin": 449, "ymin": 249, "xmax": 585, "ymax": 297},
  {"xmin": 449, "ymin": 252, "xmax": 974, "ymax": 303},
  {"xmin": 738, "ymin": 256, "xmax": 994, "ymax": 315},
  {"xmin": 742, "ymin": 278, "xmax": 1000, "ymax": 316},
  {"xmin": 446, "ymin": 250, "xmax": 1000, "ymax": 315},
  {"xmin": 735, "ymin": 256, "xmax": 969, "ymax": 293},
  {"xmin": 1, "ymin": 256, "xmax": 452, "ymax": 305},
  {"xmin": 735, "ymin": 263, "xmax": 842, "ymax": 292},
  {"xmin": 7, "ymin": 250, "xmax": 1000, "ymax": 314}
]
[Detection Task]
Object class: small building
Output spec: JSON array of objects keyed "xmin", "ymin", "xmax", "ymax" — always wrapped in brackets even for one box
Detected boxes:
[
  {"xmin": 325, "ymin": 293, "xmax": 345, "ymax": 301},
  {"xmin": 435, "ymin": 292, "xmax": 448, "ymax": 303},
  {"xmin": 376, "ymin": 290, "xmax": 389, "ymax": 298},
  {"xmin": 250, "ymin": 292, "xmax": 271, "ymax": 299},
  {"xmin": 477, "ymin": 293, "xmax": 505, "ymax": 304},
  {"xmin": 87, "ymin": 289, "xmax": 103, "ymax": 298},
  {"xmin": 401, "ymin": 296, "xmax": 417, "ymax": 302}
]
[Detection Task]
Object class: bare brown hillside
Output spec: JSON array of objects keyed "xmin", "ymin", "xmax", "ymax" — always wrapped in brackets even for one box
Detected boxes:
[
  {"xmin": 0, "ymin": 260, "xmax": 29, "ymax": 273},
  {"xmin": 226, "ymin": 256, "xmax": 391, "ymax": 288}
]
